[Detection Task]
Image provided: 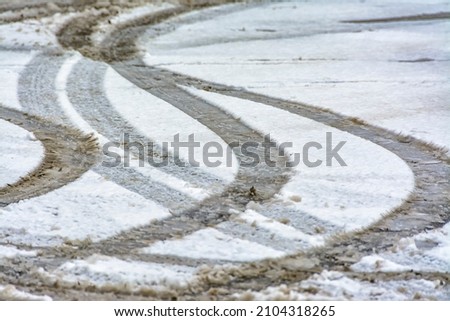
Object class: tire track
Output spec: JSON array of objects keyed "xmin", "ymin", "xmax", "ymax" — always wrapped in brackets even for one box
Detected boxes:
[
  {"xmin": 10, "ymin": 1, "xmax": 446, "ymax": 299},
  {"xmin": 94, "ymin": 2, "xmax": 342, "ymax": 242},
  {"xmin": 18, "ymin": 52, "xmax": 205, "ymax": 211},
  {"xmin": 0, "ymin": 106, "xmax": 98, "ymax": 207},
  {"xmin": 68, "ymin": 58, "xmax": 226, "ymax": 191},
  {"xmin": 94, "ymin": 4, "xmax": 450, "ymax": 296},
  {"xmin": 18, "ymin": 53, "xmax": 68, "ymax": 124},
  {"xmin": 55, "ymin": 5, "xmax": 294, "ymax": 257},
  {"xmin": 84, "ymin": 60, "xmax": 292, "ymax": 254},
  {"xmin": 96, "ymin": 60, "xmax": 292, "ymax": 248},
  {"xmin": 158, "ymin": 70, "xmax": 450, "ymax": 295}
]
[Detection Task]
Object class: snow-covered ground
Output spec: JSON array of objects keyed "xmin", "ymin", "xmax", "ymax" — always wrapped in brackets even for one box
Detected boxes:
[
  {"xmin": 0, "ymin": 0, "xmax": 448, "ymax": 300},
  {"xmin": 142, "ymin": 0, "xmax": 450, "ymax": 153},
  {"xmin": 39, "ymin": 254, "xmax": 198, "ymax": 292},
  {"xmin": 185, "ymin": 86, "xmax": 414, "ymax": 231}
]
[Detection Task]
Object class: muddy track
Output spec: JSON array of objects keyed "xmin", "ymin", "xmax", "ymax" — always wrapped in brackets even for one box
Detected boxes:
[
  {"xmin": 0, "ymin": 0, "xmax": 160, "ymax": 24},
  {"xmin": 0, "ymin": 106, "xmax": 98, "ymax": 207}
]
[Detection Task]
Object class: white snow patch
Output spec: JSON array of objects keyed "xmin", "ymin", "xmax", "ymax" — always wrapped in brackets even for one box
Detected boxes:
[
  {"xmin": 55, "ymin": 53, "xmax": 96, "ymax": 135},
  {"xmin": 42, "ymin": 254, "xmax": 196, "ymax": 290},
  {"xmin": 143, "ymin": 0, "xmax": 450, "ymax": 153},
  {"xmin": 0, "ymin": 171, "xmax": 171, "ymax": 247},
  {"xmin": 416, "ymin": 223, "xmax": 450, "ymax": 266},
  {"xmin": 0, "ymin": 245, "xmax": 36, "ymax": 259},
  {"xmin": 351, "ymin": 254, "xmax": 410, "ymax": 272},
  {"xmin": 0, "ymin": 119, "xmax": 44, "ymax": 188},
  {"xmin": 0, "ymin": 50, "xmax": 35, "ymax": 111},
  {"xmin": 142, "ymin": 228, "xmax": 286, "ymax": 262}
]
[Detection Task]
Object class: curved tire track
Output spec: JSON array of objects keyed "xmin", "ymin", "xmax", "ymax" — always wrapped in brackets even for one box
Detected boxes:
[
  {"xmin": 95, "ymin": 3, "xmax": 450, "ymax": 296},
  {"xmin": 2, "ymin": 2, "xmax": 446, "ymax": 299},
  {"xmin": 0, "ymin": 106, "xmax": 98, "ymax": 207},
  {"xmin": 68, "ymin": 58, "xmax": 226, "ymax": 191},
  {"xmin": 55, "ymin": 5, "xmax": 293, "ymax": 257},
  {"xmin": 18, "ymin": 52, "xmax": 204, "ymax": 211}
]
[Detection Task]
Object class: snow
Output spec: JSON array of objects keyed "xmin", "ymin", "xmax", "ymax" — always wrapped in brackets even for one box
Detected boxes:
[
  {"xmin": 104, "ymin": 66, "xmax": 238, "ymax": 183},
  {"xmin": 237, "ymin": 270, "xmax": 447, "ymax": 300},
  {"xmin": 0, "ymin": 0, "xmax": 449, "ymax": 299},
  {"xmin": 352, "ymin": 222, "xmax": 450, "ymax": 273},
  {"xmin": 239, "ymin": 209, "xmax": 325, "ymax": 246},
  {"xmin": 0, "ymin": 9, "xmax": 77, "ymax": 49},
  {"xmin": 55, "ymin": 54, "xmax": 211, "ymax": 201},
  {"xmin": 0, "ymin": 50, "xmax": 35, "ymax": 111},
  {"xmin": 142, "ymin": 0, "xmax": 450, "ymax": 153},
  {"xmin": 0, "ymin": 171, "xmax": 171, "ymax": 247},
  {"xmin": 56, "ymin": 53, "xmax": 96, "ymax": 135},
  {"xmin": 0, "ymin": 245, "xmax": 36, "ymax": 259},
  {"xmin": 0, "ymin": 284, "xmax": 51, "ymax": 301},
  {"xmin": 143, "ymin": 0, "xmax": 450, "ymax": 52},
  {"xmin": 351, "ymin": 255, "xmax": 410, "ymax": 273},
  {"xmin": 141, "ymin": 227, "xmax": 286, "ymax": 262},
  {"xmin": 0, "ymin": 119, "xmax": 44, "ymax": 188},
  {"xmin": 0, "ymin": 20, "xmax": 57, "ymax": 49},
  {"xmin": 184, "ymin": 87, "xmax": 414, "ymax": 231},
  {"xmin": 40, "ymin": 254, "xmax": 197, "ymax": 290}
]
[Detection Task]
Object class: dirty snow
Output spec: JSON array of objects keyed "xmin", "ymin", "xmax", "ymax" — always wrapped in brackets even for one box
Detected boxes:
[
  {"xmin": 91, "ymin": 2, "xmax": 175, "ymax": 45},
  {"xmin": 239, "ymin": 209, "xmax": 325, "ymax": 246},
  {"xmin": 236, "ymin": 270, "xmax": 448, "ymax": 300},
  {"xmin": 40, "ymin": 254, "xmax": 197, "ymax": 290},
  {"xmin": 353, "ymin": 222, "xmax": 450, "ymax": 273},
  {"xmin": 55, "ymin": 53, "xmax": 212, "ymax": 200},
  {"xmin": 0, "ymin": 284, "xmax": 51, "ymax": 301}
]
